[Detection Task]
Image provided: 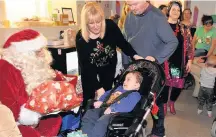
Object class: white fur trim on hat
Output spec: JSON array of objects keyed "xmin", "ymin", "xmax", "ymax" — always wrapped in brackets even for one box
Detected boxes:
[
  {"xmin": 11, "ymin": 35, "xmax": 47, "ymax": 53},
  {"xmin": 18, "ymin": 104, "xmax": 42, "ymax": 126}
]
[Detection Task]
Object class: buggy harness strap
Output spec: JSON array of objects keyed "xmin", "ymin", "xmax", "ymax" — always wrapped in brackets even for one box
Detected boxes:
[{"xmin": 100, "ymin": 90, "xmax": 136, "ymax": 108}]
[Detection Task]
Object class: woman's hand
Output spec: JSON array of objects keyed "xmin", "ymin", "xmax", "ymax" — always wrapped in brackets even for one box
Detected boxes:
[
  {"xmin": 133, "ymin": 55, "xmax": 144, "ymax": 60},
  {"xmin": 186, "ymin": 60, "xmax": 192, "ymax": 72},
  {"xmin": 96, "ymin": 88, "xmax": 105, "ymax": 100}
]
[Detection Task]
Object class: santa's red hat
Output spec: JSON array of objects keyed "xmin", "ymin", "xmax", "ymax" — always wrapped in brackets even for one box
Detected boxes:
[{"xmin": 3, "ymin": 29, "xmax": 47, "ymax": 52}]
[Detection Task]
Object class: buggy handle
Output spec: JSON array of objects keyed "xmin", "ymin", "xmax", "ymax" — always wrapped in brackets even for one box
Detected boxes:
[{"xmin": 125, "ymin": 92, "xmax": 155, "ymax": 137}]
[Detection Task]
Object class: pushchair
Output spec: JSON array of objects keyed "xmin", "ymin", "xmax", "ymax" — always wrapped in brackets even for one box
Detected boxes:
[
  {"xmin": 60, "ymin": 59, "xmax": 165, "ymax": 137},
  {"xmin": 211, "ymin": 118, "xmax": 216, "ymax": 137},
  {"xmin": 103, "ymin": 59, "xmax": 166, "ymax": 137},
  {"xmin": 81, "ymin": 59, "xmax": 165, "ymax": 137}
]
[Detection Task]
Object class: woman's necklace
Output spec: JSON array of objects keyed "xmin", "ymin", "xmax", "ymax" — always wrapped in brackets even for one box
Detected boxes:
[
  {"xmin": 89, "ymin": 33, "xmax": 100, "ymax": 40},
  {"xmin": 174, "ymin": 24, "xmax": 179, "ymax": 36}
]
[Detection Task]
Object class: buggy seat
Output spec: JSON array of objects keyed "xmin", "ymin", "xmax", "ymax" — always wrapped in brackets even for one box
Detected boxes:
[{"xmin": 104, "ymin": 59, "xmax": 166, "ymax": 137}]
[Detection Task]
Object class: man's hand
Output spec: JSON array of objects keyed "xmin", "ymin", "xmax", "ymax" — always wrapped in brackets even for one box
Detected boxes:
[
  {"xmin": 96, "ymin": 88, "xmax": 105, "ymax": 100},
  {"xmin": 133, "ymin": 55, "xmax": 144, "ymax": 60},
  {"xmin": 104, "ymin": 107, "xmax": 112, "ymax": 114},
  {"xmin": 145, "ymin": 56, "xmax": 156, "ymax": 62},
  {"xmin": 197, "ymin": 56, "xmax": 206, "ymax": 63},
  {"xmin": 94, "ymin": 101, "xmax": 103, "ymax": 108}
]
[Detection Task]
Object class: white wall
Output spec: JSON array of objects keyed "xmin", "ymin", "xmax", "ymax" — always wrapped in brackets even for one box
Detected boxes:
[
  {"xmin": 76, "ymin": 1, "xmax": 112, "ymax": 25},
  {"xmin": 150, "ymin": 0, "xmax": 185, "ymax": 9}
]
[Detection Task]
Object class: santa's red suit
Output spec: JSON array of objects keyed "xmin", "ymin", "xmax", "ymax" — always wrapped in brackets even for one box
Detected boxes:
[{"xmin": 0, "ymin": 29, "xmax": 62, "ymax": 137}]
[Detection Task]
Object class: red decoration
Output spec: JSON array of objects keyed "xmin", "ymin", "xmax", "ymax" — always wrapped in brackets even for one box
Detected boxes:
[
  {"xmin": 151, "ymin": 93, "xmax": 159, "ymax": 116},
  {"xmin": 174, "ymin": 24, "xmax": 179, "ymax": 36}
]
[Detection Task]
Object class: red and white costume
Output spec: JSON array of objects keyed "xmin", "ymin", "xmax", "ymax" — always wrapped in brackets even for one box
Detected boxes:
[{"xmin": 0, "ymin": 29, "xmax": 62, "ymax": 137}]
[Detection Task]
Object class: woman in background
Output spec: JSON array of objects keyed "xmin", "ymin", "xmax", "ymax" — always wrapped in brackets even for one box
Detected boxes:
[
  {"xmin": 181, "ymin": 8, "xmax": 192, "ymax": 26},
  {"xmin": 163, "ymin": 1, "xmax": 194, "ymax": 115},
  {"xmin": 181, "ymin": 8, "xmax": 196, "ymax": 37},
  {"xmin": 118, "ymin": 2, "xmax": 130, "ymax": 30},
  {"xmin": 118, "ymin": 2, "xmax": 132, "ymax": 70}
]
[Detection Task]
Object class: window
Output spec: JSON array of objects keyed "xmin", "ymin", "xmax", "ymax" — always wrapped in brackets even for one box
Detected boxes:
[{"xmin": 5, "ymin": 0, "xmax": 49, "ymax": 22}]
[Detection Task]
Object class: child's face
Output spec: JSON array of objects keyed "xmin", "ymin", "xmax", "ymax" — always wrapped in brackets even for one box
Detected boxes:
[{"xmin": 123, "ymin": 73, "xmax": 140, "ymax": 90}]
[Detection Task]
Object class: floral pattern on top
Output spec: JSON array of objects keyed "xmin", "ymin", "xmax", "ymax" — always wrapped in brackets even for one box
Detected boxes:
[{"xmin": 90, "ymin": 41, "xmax": 115, "ymax": 67}]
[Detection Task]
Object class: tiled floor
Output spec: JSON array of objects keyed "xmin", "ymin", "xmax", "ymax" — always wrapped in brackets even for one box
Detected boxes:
[{"xmin": 146, "ymin": 89, "xmax": 214, "ymax": 137}]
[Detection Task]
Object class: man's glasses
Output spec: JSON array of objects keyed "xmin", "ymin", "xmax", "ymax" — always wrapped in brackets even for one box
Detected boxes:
[{"xmin": 204, "ymin": 20, "xmax": 213, "ymax": 26}]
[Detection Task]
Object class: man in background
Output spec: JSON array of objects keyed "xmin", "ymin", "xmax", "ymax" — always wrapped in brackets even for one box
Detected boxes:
[
  {"xmin": 158, "ymin": 4, "xmax": 168, "ymax": 17},
  {"xmin": 124, "ymin": 1, "xmax": 178, "ymax": 137}
]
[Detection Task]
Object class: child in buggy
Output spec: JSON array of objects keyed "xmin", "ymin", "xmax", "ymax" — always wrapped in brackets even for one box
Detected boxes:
[
  {"xmin": 81, "ymin": 70, "xmax": 143, "ymax": 137},
  {"xmin": 79, "ymin": 60, "xmax": 166, "ymax": 137}
]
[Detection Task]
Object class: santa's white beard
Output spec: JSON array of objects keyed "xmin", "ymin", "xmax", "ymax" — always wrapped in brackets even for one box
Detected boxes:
[{"xmin": 2, "ymin": 47, "xmax": 56, "ymax": 95}]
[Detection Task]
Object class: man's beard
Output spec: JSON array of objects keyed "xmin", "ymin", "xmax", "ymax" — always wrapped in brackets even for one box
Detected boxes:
[{"xmin": 2, "ymin": 48, "xmax": 56, "ymax": 95}]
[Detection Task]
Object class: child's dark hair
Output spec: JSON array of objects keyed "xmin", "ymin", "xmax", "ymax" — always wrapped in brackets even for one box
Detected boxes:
[
  {"xmin": 158, "ymin": 5, "xmax": 167, "ymax": 10},
  {"xmin": 129, "ymin": 71, "xmax": 143, "ymax": 84},
  {"xmin": 201, "ymin": 15, "xmax": 213, "ymax": 25},
  {"xmin": 167, "ymin": 1, "xmax": 182, "ymax": 20}
]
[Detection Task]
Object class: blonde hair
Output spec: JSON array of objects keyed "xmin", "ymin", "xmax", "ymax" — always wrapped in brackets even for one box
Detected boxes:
[
  {"xmin": 2, "ymin": 47, "xmax": 55, "ymax": 95},
  {"xmin": 118, "ymin": 2, "xmax": 130, "ymax": 30},
  {"xmin": 81, "ymin": 2, "xmax": 106, "ymax": 42}
]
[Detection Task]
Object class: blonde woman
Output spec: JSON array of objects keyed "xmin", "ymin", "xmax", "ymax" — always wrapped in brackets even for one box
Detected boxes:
[
  {"xmin": 118, "ymin": 2, "xmax": 130, "ymax": 30},
  {"xmin": 76, "ymin": 2, "xmax": 143, "ymax": 108}
]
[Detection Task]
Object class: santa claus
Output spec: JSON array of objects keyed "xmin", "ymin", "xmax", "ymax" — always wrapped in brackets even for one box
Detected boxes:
[{"xmin": 0, "ymin": 29, "xmax": 62, "ymax": 137}]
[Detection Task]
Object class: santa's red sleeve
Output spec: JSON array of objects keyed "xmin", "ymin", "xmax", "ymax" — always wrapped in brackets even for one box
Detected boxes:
[{"xmin": 0, "ymin": 60, "xmax": 41, "ymax": 125}]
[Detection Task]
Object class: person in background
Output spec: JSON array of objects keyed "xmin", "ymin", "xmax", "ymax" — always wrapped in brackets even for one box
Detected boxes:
[
  {"xmin": 181, "ymin": 8, "xmax": 196, "ymax": 37},
  {"xmin": 118, "ymin": 2, "xmax": 130, "ymax": 30},
  {"xmin": 162, "ymin": 1, "xmax": 193, "ymax": 116},
  {"xmin": 158, "ymin": 4, "xmax": 168, "ymax": 17},
  {"xmin": 76, "ymin": 2, "xmax": 143, "ymax": 109},
  {"xmin": 197, "ymin": 55, "xmax": 216, "ymax": 118},
  {"xmin": 181, "ymin": 8, "xmax": 196, "ymax": 90},
  {"xmin": 117, "ymin": 2, "xmax": 131, "ymax": 77},
  {"xmin": 181, "ymin": 8, "xmax": 193, "ymax": 26},
  {"xmin": 109, "ymin": 14, "xmax": 120, "ymax": 24},
  {"xmin": 192, "ymin": 15, "xmax": 216, "ymax": 58},
  {"xmin": 124, "ymin": 1, "xmax": 178, "ymax": 137}
]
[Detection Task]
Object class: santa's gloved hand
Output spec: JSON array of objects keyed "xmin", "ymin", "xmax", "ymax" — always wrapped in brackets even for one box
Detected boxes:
[{"xmin": 18, "ymin": 104, "xmax": 42, "ymax": 126}]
